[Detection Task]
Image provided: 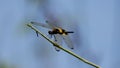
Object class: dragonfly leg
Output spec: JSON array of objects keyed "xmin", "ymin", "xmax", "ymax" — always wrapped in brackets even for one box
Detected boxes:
[
  {"xmin": 53, "ymin": 35, "xmax": 57, "ymax": 41},
  {"xmin": 36, "ymin": 31, "xmax": 39, "ymax": 37},
  {"xmin": 48, "ymin": 34, "xmax": 52, "ymax": 39},
  {"xmin": 54, "ymin": 47, "xmax": 60, "ymax": 52}
]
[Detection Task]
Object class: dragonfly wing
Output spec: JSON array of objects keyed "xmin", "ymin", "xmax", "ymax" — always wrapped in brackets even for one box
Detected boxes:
[
  {"xmin": 46, "ymin": 20, "xmax": 60, "ymax": 29},
  {"xmin": 53, "ymin": 34, "xmax": 62, "ymax": 51},
  {"xmin": 31, "ymin": 21, "xmax": 53, "ymax": 29},
  {"xmin": 62, "ymin": 35, "xmax": 74, "ymax": 49}
]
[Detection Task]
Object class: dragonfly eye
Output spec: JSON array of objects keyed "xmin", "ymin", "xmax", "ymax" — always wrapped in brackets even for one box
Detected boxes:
[{"xmin": 48, "ymin": 31, "xmax": 52, "ymax": 34}]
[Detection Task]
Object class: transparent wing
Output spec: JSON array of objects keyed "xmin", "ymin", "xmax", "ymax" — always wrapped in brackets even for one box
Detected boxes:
[
  {"xmin": 46, "ymin": 20, "xmax": 61, "ymax": 29},
  {"xmin": 53, "ymin": 34, "xmax": 62, "ymax": 51},
  {"xmin": 31, "ymin": 21, "xmax": 53, "ymax": 29},
  {"xmin": 62, "ymin": 35, "xmax": 74, "ymax": 49}
]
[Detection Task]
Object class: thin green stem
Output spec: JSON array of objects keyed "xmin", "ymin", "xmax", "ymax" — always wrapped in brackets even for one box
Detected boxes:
[{"xmin": 27, "ymin": 23, "xmax": 100, "ymax": 68}]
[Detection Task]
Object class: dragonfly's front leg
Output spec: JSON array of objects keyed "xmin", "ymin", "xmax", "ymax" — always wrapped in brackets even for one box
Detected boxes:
[{"xmin": 47, "ymin": 34, "xmax": 53, "ymax": 39}]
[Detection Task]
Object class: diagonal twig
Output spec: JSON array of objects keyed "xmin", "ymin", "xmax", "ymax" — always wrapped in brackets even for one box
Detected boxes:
[{"xmin": 27, "ymin": 23, "xmax": 100, "ymax": 68}]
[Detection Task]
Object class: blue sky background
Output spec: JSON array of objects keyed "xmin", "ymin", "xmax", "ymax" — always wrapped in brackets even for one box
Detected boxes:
[{"xmin": 0, "ymin": 0, "xmax": 119, "ymax": 68}]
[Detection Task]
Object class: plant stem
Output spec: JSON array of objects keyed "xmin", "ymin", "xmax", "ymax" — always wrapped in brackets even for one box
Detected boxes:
[{"xmin": 27, "ymin": 23, "xmax": 100, "ymax": 68}]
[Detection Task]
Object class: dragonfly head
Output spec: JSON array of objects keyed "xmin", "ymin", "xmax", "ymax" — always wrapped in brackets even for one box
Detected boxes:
[
  {"xmin": 48, "ymin": 31, "xmax": 53, "ymax": 34},
  {"xmin": 48, "ymin": 29, "xmax": 60, "ymax": 34}
]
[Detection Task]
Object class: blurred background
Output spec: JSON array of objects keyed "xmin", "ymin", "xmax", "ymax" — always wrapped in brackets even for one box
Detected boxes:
[{"xmin": 0, "ymin": 0, "xmax": 119, "ymax": 68}]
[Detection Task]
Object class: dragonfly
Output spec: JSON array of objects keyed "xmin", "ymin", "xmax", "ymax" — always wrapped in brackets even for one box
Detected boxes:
[{"xmin": 31, "ymin": 21, "xmax": 74, "ymax": 51}]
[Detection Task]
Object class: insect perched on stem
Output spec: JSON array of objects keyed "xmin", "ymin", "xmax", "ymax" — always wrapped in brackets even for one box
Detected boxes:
[{"xmin": 31, "ymin": 21, "xmax": 74, "ymax": 51}]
